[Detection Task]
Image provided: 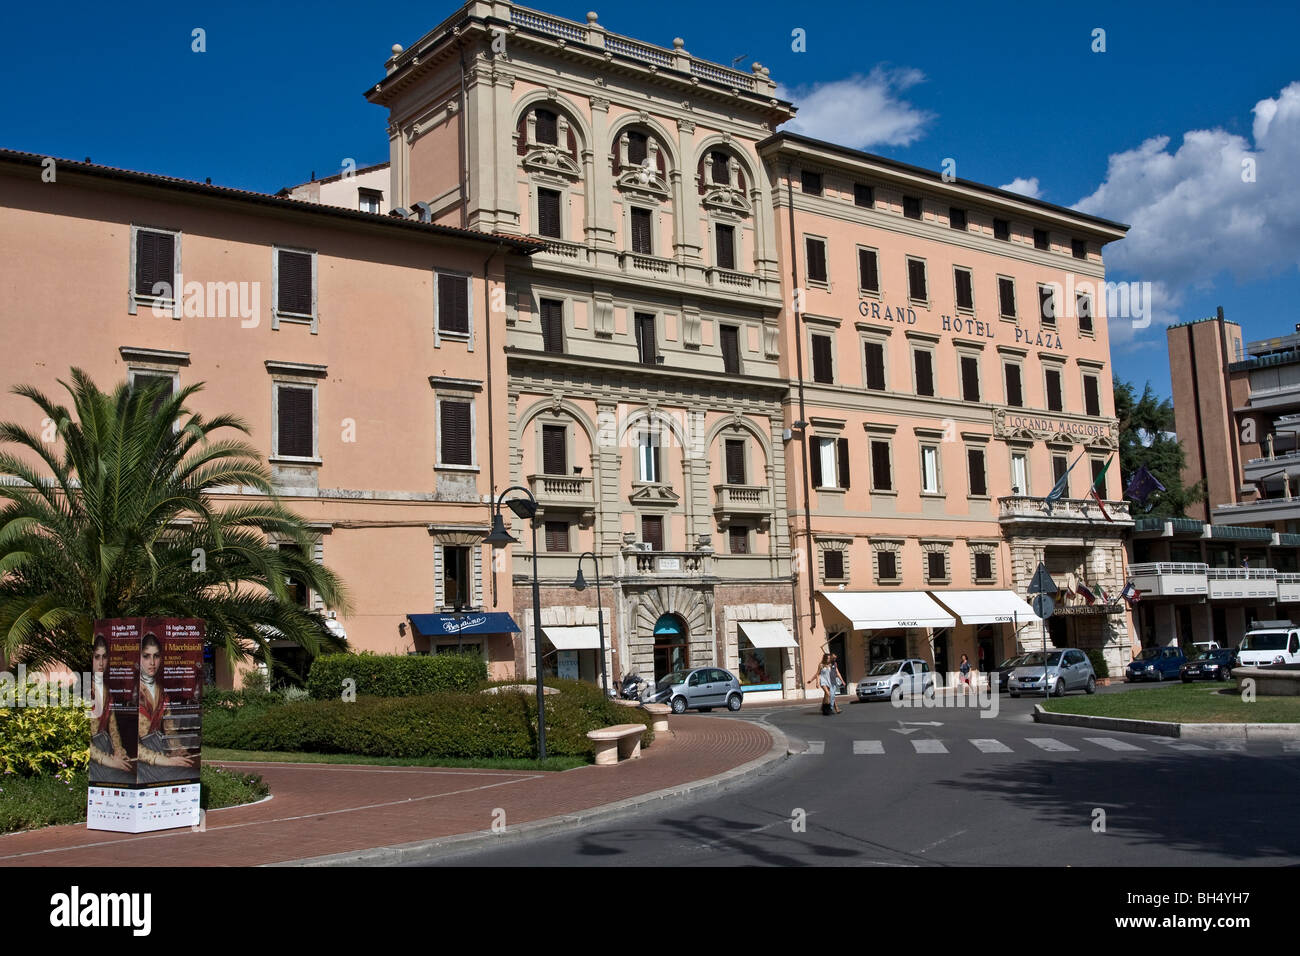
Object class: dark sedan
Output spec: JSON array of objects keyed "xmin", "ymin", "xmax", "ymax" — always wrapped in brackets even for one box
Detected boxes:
[
  {"xmin": 991, "ymin": 655, "xmax": 1026, "ymax": 692},
  {"xmin": 1180, "ymin": 648, "xmax": 1238, "ymax": 682}
]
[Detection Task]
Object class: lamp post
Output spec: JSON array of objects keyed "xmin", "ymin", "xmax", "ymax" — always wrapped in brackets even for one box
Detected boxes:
[
  {"xmin": 484, "ymin": 485, "xmax": 546, "ymax": 761},
  {"xmin": 573, "ymin": 552, "xmax": 610, "ymax": 698}
]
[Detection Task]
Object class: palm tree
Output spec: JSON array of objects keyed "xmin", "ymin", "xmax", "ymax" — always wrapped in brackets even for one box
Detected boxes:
[{"xmin": 0, "ymin": 368, "xmax": 350, "ymax": 676}]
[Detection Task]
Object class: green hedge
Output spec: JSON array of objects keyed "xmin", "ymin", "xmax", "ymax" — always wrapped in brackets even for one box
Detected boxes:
[
  {"xmin": 1085, "ymin": 649, "xmax": 1110, "ymax": 679},
  {"xmin": 205, "ymin": 679, "xmax": 650, "ymax": 761},
  {"xmin": 305, "ymin": 652, "xmax": 487, "ymax": 700}
]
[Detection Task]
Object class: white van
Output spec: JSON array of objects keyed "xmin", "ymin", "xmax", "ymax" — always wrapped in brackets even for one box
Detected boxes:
[{"xmin": 1238, "ymin": 621, "xmax": 1300, "ymax": 667}]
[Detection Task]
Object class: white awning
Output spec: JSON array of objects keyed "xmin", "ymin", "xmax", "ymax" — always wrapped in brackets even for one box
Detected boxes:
[
  {"xmin": 929, "ymin": 590, "xmax": 1040, "ymax": 625},
  {"xmin": 820, "ymin": 591, "xmax": 956, "ymax": 630},
  {"xmin": 541, "ymin": 626, "xmax": 602, "ymax": 650},
  {"xmin": 738, "ymin": 620, "xmax": 798, "ymax": 649}
]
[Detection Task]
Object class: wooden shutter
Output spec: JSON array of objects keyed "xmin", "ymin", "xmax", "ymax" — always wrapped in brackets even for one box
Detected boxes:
[
  {"xmin": 537, "ymin": 189, "xmax": 561, "ymax": 238},
  {"xmin": 711, "ymin": 151, "xmax": 729, "ymax": 185},
  {"xmin": 928, "ymin": 552, "xmax": 946, "ymax": 580},
  {"xmin": 811, "ymin": 335, "xmax": 833, "ymax": 383},
  {"xmin": 1039, "ymin": 285, "xmax": 1056, "ymax": 325},
  {"xmin": 631, "ymin": 208, "xmax": 653, "ymax": 254},
  {"xmin": 1034, "ymin": 228, "xmax": 1050, "ymax": 250},
  {"xmin": 1078, "ymin": 293, "xmax": 1094, "ymax": 332},
  {"xmin": 1084, "ymin": 376, "xmax": 1101, "ymax": 416},
  {"xmin": 545, "ymin": 521, "xmax": 570, "ymax": 553},
  {"xmin": 950, "ymin": 207, "xmax": 967, "ymax": 230},
  {"xmin": 440, "ymin": 400, "xmax": 472, "ymax": 466},
  {"xmin": 805, "ymin": 238, "xmax": 827, "ymax": 282},
  {"xmin": 809, "ymin": 438, "xmax": 824, "ymax": 488},
  {"xmin": 823, "ymin": 550, "xmax": 843, "ymax": 579},
  {"xmin": 1052, "ymin": 455, "xmax": 1068, "ymax": 484},
  {"xmin": 914, "ymin": 350, "xmax": 934, "ymax": 396},
  {"xmin": 1072, "ymin": 238, "xmax": 1088, "ymax": 259},
  {"xmin": 961, "ymin": 356, "xmax": 980, "ymax": 402},
  {"xmin": 878, "ymin": 551, "xmax": 897, "ymax": 580},
  {"xmin": 801, "ymin": 170, "xmax": 822, "ymax": 195},
  {"xmin": 904, "ymin": 196, "xmax": 922, "ymax": 220},
  {"xmin": 542, "ymin": 425, "xmax": 567, "ymax": 475},
  {"xmin": 908, "ymin": 259, "xmax": 927, "ymax": 301},
  {"xmin": 277, "ymin": 386, "xmax": 314, "ymax": 458},
  {"xmin": 540, "ymin": 298, "xmax": 564, "ymax": 353},
  {"xmin": 837, "ymin": 437, "xmax": 851, "ymax": 490},
  {"xmin": 729, "ymin": 525, "xmax": 749, "ymax": 555},
  {"xmin": 516, "ymin": 113, "xmax": 529, "ymax": 156},
  {"xmin": 437, "ymin": 274, "xmax": 469, "ymax": 334},
  {"xmin": 641, "ymin": 516, "xmax": 663, "ymax": 551},
  {"xmin": 635, "ymin": 313, "xmax": 656, "ymax": 364},
  {"xmin": 135, "ymin": 230, "xmax": 174, "ymax": 296},
  {"xmin": 535, "ymin": 109, "xmax": 558, "ymax": 145},
  {"xmin": 968, "ymin": 448, "xmax": 987, "ymax": 496},
  {"xmin": 871, "ymin": 440, "xmax": 891, "ymax": 490},
  {"xmin": 975, "ymin": 553, "xmax": 993, "ymax": 580},
  {"xmin": 994, "ymin": 218, "xmax": 1010, "ymax": 241},
  {"xmin": 715, "ymin": 224, "xmax": 735, "ymax": 270},
  {"xmin": 566, "ymin": 127, "xmax": 577, "ymax": 158},
  {"xmin": 720, "ymin": 325, "xmax": 740, "ymax": 374},
  {"xmin": 1046, "ymin": 369, "xmax": 1063, "ymax": 411},
  {"xmin": 278, "ymin": 250, "xmax": 313, "ymax": 315},
  {"xmin": 998, "ymin": 277, "xmax": 1016, "ymax": 317},
  {"xmin": 864, "ymin": 342, "xmax": 885, "ymax": 391},
  {"xmin": 858, "ymin": 249, "xmax": 879, "ymax": 293},
  {"xmin": 725, "ymin": 439, "xmax": 746, "ymax": 485},
  {"xmin": 1005, "ymin": 363, "xmax": 1023, "ymax": 407},
  {"xmin": 955, "ymin": 268, "xmax": 974, "ymax": 310}
]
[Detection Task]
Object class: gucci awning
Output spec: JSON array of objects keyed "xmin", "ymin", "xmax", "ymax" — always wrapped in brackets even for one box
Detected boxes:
[
  {"xmin": 407, "ymin": 612, "xmax": 521, "ymax": 638},
  {"xmin": 820, "ymin": 591, "xmax": 956, "ymax": 630},
  {"xmin": 928, "ymin": 590, "xmax": 1040, "ymax": 625}
]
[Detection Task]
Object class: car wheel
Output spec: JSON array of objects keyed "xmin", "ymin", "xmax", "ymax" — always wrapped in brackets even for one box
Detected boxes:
[
  {"xmin": 670, "ymin": 696, "xmax": 687, "ymax": 715},
  {"xmin": 890, "ymin": 685, "xmax": 903, "ymax": 704},
  {"xmin": 1085, "ymin": 676, "xmax": 1097, "ymax": 695},
  {"xmin": 727, "ymin": 693, "xmax": 742, "ymax": 712},
  {"xmin": 1053, "ymin": 678, "xmax": 1066, "ymax": 698}
]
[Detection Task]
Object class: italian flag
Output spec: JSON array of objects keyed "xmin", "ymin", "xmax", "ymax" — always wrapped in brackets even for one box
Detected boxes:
[{"xmin": 1090, "ymin": 455, "xmax": 1114, "ymax": 522}]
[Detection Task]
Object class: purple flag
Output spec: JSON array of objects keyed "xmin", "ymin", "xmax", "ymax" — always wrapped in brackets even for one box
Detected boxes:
[{"xmin": 1125, "ymin": 464, "xmax": 1165, "ymax": 505}]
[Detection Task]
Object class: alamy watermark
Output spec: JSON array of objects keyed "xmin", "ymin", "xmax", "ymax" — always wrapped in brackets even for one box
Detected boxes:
[{"xmin": 1, "ymin": 666, "xmax": 101, "ymax": 716}]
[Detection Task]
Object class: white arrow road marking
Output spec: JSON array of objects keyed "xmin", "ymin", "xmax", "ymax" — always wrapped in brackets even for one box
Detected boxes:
[
  {"xmin": 853, "ymin": 740, "xmax": 885, "ymax": 755},
  {"xmin": 912, "ymin": 739, "xmax": 948, "ymax": 754},
  {"xmin": 901, "ymin": 721, "xmax": 944, "ymax": 726},
  {"xmin": 971, "ymin": 738, "xmax": 1012, "ymax": 753},
  {"xmin": 806, "ymin": 740, "xmax": 825, "ymax": 755},
  {"xmin": 1084, "ymin": 737, "xmax": 1144, "ymax": 752},
  {"xmin": 1026, "ymin": 738, "xmax": 1078, "ymax": 752}
]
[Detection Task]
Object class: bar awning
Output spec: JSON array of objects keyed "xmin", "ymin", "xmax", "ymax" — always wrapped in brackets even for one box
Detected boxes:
[
  {"xmin": 541, "ymin": 625, "xmax": 602, "ymax": 650},
  {"xmin": 407, "ymin": 612, "xmax": 520, "ymax": 638},
  {"xmin": 821, "ymin": 591, "xmax": 955, "ymax": 629},
  {"xmin": 738, "ymin": 620, "xmax": 798, "ymax": 649},
  {"xmin": 928, "ymin": 590, "xmax": 1040, "ymax": 625}
]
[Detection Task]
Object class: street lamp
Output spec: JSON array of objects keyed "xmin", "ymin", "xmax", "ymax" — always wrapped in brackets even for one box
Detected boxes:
[
  {"xmin": 484, "ymin": 485, "xmax": 547, "ymax": 761},
  {"xmin": 573, "ymin": 552, "xmax": 610, "ymax": 698}
]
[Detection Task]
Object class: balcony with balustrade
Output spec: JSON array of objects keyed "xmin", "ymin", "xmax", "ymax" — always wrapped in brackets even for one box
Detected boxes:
[
  {"xmin": 997, "ymin": 495, "xmax": 1133, "ymax": 528},
  {"xmin": 527, "ymin": 472, "xmax": 596, "ymax": 524},
  {"xmin": 1205, "ymin": 567, "xmax": 1278, "ymax": 601},
  {"xmin": 713, "ymin": 483, "xmax": 772, "ymax": 531}
]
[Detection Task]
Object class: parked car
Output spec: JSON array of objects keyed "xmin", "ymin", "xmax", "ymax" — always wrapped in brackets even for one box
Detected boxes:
[
  {"xmin": 1180, "ymin": 648, "xmax": 1238, "ymax": 682},
  {"xmin": 1008, "ymin": 649, "xmax": 1096, "ymax": 697},
  {"xmin": 1237, "ymin": 621, "xmax": 1300, "ymax": 667},
  {"xmin": 992, "ymin": 655, "xmax": 1027, "ymax": 693},
  {"xmin": 857, "ymin": 659, "xmax": 934, "ymax": 702},
  {"xmin": 649, "ymin": 667, "xmax": 743, "ymax": 714},
  {"xmin": 1126, "ymin": 646, "xmax": 1187, "ymax": 682}
]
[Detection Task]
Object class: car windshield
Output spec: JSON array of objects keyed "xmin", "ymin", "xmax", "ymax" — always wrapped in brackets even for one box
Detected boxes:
[
  {"xmin": 1018, "ymin": 652, "xmax": 1062, "ymax": 667},
  {"xmin": 656, "ymin": 671, "xmax": 688, "ymax": 689},
  {"xmin": 869, "ymin": 660, "xmax": 905, "ymax": 676},
  {"xmin": 998, "ymin": 657, "xmax": 1025, "ymax": 670},
  {"xmin": 1241, "ymin": 633, "xmax": 1287, "ymax": 651},
  {"xmin": 1192, "ymin": 651, "xmax": 1220, "ymax": 661},
  {"xmin": 1135, "ymin": 647, "xmax": 1161, "ymax": 661}
]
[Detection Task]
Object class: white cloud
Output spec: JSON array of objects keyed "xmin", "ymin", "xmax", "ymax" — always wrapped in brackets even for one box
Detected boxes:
[
  {"xmin": 998, "ymin": 177, "xmax": 1041, "ymax": 199},
  {"xmin": 777, "ymin": 67, "xmax": 934, "ymax": 149},
  {"xmin": 1074, "ymin": 82, "xmax": 1300, "ymax": 323}
]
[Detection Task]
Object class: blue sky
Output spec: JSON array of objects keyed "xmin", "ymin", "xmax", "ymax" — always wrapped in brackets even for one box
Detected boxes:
[{"xmin": 3, "ymin": 0, "xmax": 1297, "ymax": 400}]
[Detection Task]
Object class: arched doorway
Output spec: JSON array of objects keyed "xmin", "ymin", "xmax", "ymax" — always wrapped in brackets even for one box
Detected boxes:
[{"xmin": 653, "ymin": 613, "xmax": 689, "ymax": 681}]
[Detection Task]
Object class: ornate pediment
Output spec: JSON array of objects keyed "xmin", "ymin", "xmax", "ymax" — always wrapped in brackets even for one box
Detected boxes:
[
  {"xmin": 522, "ymin": 147, "xmax": 581, "ymax": 181},
  {"xmin": 701, "ymin": 185, "xmax": 750, "ymax": 215},
  {"xmin": 615, "ymin": 167, "xmax": 670, "ymax": 200},
  {"xmin": 629, "ymin": 483, "xmax": 680, "ymax": 507}
]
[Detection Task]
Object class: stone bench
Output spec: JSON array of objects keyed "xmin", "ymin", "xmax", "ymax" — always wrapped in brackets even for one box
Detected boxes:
[
  {"xmin": 641, "ymin": 703, "xmax": 671, "ymax": 735},
  {"xmin": 587, "ymin": 723, "xmax": 646, "ymax": 766}
]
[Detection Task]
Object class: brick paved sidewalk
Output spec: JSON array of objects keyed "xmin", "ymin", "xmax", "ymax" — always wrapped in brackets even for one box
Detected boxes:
[{"xmin": 0, "ymin": 715, "xmax": 777, "ymax": 867}]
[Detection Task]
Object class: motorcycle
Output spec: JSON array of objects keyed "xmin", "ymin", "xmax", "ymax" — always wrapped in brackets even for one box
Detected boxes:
[{"xmin": 620, "ymin": 673, "xmax": 651, "ymax": 702}]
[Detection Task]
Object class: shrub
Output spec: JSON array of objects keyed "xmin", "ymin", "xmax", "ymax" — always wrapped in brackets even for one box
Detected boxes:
[
  {"xmin": 305, "ymin": 652, "xmax": 487, "ymax": 700},
  {"xmin": 207, "ymin": 678, "xmax": 649, "ymax": 760},
  {"xmin": 0, "ymin": 691, "xmax": 90, "ymax": 783},
  {"xmin": 1086, "ymin": 649, "xmax": 1110, "ymax": 679}
]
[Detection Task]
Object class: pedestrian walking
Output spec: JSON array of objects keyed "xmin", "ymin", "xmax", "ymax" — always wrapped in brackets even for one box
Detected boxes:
[
  {"xmin": 959, "ymin": 653, "xmax": 972, "ymax": 691},
  {"xmin": 829, "ymin": 654, "xmax": 844, "ymax": 713},
  {"xmin": 808, "ymin": 652, "xmax": 832, "ymax": 715}
]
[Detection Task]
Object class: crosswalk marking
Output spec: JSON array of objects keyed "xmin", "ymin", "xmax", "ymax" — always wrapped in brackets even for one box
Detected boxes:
[
  {"xmin": 1026, "ymin": 738, "xmax": 1078, "ymax": 752},
  {"xmin": 1160, "ymin": 741, "xmax": 1209, "ymax": 752},
  {"xmin": 912, "ymin": 739, "xmax": 948, "ymax": 754},
  {"xmin": 806, "ymin": 740, "xmax": 825, "ymax": 755},
  {"xmin": 1084, "ymin": 737, "xmax": 1144, "ymax": 752},
  {"xmin": 853, "ymin": 740, "xmax": 884, "ymax": 755},
  {"xmin": 971, "ymin": 739, "xmax": 1013, "ymax": 753}
]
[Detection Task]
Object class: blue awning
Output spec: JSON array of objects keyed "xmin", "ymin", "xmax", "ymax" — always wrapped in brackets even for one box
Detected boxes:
[{"xmin": 407, "ymin": 612, "xmax": 521, "ymax": 638}]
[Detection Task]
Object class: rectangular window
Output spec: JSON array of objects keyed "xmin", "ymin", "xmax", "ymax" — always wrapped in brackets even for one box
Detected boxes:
[
  {"xmin": 729, "ymin": 525, "xmax": 750, "ymax": 555},
  {"xmin": 805, "ymin": 237, "xmax": 828, "ymax": 283},
  {"xmin": 1077, "ymin": 292, "xmax": 1094, "ymax": 333},
  {"xmin": 720, "ymin": 324, "xmax": 741, "ymax": 374},
  {"xmin": 1084, "ymin": 374, "xmax": 1101, "ymax": 417},
  {"xmin": 131, "ymin": 373, "xmax": 174, "ymax": 417},
  {"xmin": 711, "ymin": 151, "xmax": 730, "ymax": 186},
  {"xmin": 641, "ymin": 515, "xmax": 664, "ymax": 551},
  {"xmin": 858, "ymin": 248, "xmax": 879, "ymax": 293},
  {"xmin": 279, "ymin": 543, "xmax": 310, "ymax": 609},
  {"xmin": 1072, "ymin": 238, "xmax": 1088, "ymax": 260},
  {"xmin": 715, "ymin": 223, "xmax": 736, "ymax": 270},
  {"xmin": 626, "ymin": 130, "xmax": 648, "ymax": 166},
  {"xmin": 725, "ymin": 439, "xmax": 747, "ymax": 485},
  {"xmin": 921, "ymin": 445, "xmax": 940, "ymax": 494},
  {"xmin": 630, "ymin": 208, "xmax": 653, "ymax": 254},
  {"xmin": 537, "ymin": 188, "xmax": 562, "ymax": 238},
  {"xmin": 443, "ymin": 546, "xmax": 472, "ymax": 608},
  {"xmin": 1004, "ymin": 363, "xmax": 1024, "ymax": 407},
  {"xmin": 545, "ymin": 521, "xmax": 570, "ymax": 553},
  {"xmin": 637, "ymin": 431, "xmax": 660, "ymax": 483},
  {"xmin": 542, "ymin": 424, "xmax": 567, "ymax": 475},
  {"xmin": 870, "ymin": 440, "xmax": 892, "ymax": 491},
  {"xmin": 993, "ymin": 218, "xmax": 1010, "ymax": 241},
  {"xmin": 134, "ymin": 228, "xmax": 176, "ymax": 298},
  {"xmin": 928, "ymin": 552, "xmax": 947, "ymax": 581},
  {"xmin": 540, "ymin": 298, "xmax": 564, "ymax": 353},
  {"xmin": 535, "ymin": 109, "xmax": 558, "ymax": 146},
  {"xmin": 824, "ymin": 549, "xmax": 844, "ymax": 579},
  {"xmin": 277, "ymin": 249, "xmax": 314, "ymax": 316},
  {"xmin": 1039, "ymin": 284, "xmax": 1057, "ymax": 327},
  {"xmin": 811, "ymin": 333, "xmax": 834, "ymax": 383},
  {"xmin": 903, "ymin": 196, "xmax": 922, "ymax": 220},
  {"xmin": 998, "ymin": 277, "xmax": 1016, "ymax": 318},
  {"xmin": 1090, "ymin": 458, "xmax": 1106, "ymax": 493},
  {"xmin": 439, "ymin": 399, "xmax": 473, "ymax": 466},
  {"xmin": 974, "ymin": 552, "xmax": 993, "ymax": 581},
  {"xmin": 960, "ymin": 355, "xmax": 981, "ymax": 403},
  {"xmin": 907, "ymin": 258, "xmax": 928, "ymax": 302},
  {"xmin": 358, "ymin": 189, "xmax": 382, "ymax": 214},
  {"xmin": 968, "ymin": 448, "xmax": 988, "ymax": 496},
  {"xmin": 854, "ymin": 183, "xmax": 874, "ymax": 208},
  {"xmin": 949, "ymin": 207, "xmax": 967, "ymax": 231},
  {"xmin": 635, "ymin": 312, "xmax": 657, "ymax": 365},
  {"xmin": 275, "ymin": 385, "xmax": 314, "ymax": 459},
  {"xmin": 914, "ymin": 349, "xmax": 935, "ymax": 396},
  {"xmin": 864, "ymin": 341, "xmax": 886, "ymax": 391},
  {"xmin": 1033, "ymin": 228, "xmax": 1050, "ymax": 251},
  {"xmin": 954, "ymin": 267, "xmax": 974, "ymax": 311},
  {"xmin": 1045, "ymin": 367, "xmax": 1064, "ymax": 412},
  {"xmin": 877, "ymin": 551, "xmax": 898, "ymax": 581},
  {"xmin": 801, "ymin": 170, "xmax": 823, "ymax": 195},
  {"xmin": 810, "ymin": 436, "xmax": 834, "ymax": 489},
  {"xmin": 1052, "ymin": 454, "xmax": 1069, "ymax": 490},
  {"xmin": 1011, "ymin": 452, "xmax": 1028, "ymax": 495},
  {"xmin": 436, "ymin": 273, "xmax": 470, "ymax": 335}
]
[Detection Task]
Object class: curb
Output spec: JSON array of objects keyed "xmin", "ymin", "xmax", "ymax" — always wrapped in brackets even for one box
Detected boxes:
[
  {"xmin": 1032, "ymin": 705, "xmax": 1300, "ymax": 740},
  {"xmin": 273, "ymin": 719, "xmax": 791, "ymax": 867}
]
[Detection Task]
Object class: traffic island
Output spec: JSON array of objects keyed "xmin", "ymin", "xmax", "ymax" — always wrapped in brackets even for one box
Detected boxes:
[{"xmin": 1033, "ymin": 682, "xmax": 1300, "ymax": 739}]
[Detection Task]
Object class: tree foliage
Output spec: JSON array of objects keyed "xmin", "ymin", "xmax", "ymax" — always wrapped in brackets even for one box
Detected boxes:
[{"xmin": 1113, "ymin": 377, "xmax": 1205, "ymax": 517}]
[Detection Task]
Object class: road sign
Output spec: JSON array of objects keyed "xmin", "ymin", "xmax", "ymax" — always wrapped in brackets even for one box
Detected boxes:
[
  {"xmin": 1028, "ymin": 562, "xmax": 1057, "ymax": 595},
  {"xmin": 1032, "ymin": 593, "xmax": 1055, "ymax": 619}
]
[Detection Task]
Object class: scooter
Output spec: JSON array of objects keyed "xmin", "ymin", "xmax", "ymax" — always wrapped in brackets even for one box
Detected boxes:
[{"xmin": 620, "ymin": 673, "xmax": 651, "ymax": 702}]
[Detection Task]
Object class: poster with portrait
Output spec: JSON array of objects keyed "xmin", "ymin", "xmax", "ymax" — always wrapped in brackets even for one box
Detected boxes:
[
  {"xmin": 136, "ymin": 618, "xmax": 203, "ymax": 786},
  {"xmin": 88, "ymin": 619, "xmax": 141, "ymax": 786}
]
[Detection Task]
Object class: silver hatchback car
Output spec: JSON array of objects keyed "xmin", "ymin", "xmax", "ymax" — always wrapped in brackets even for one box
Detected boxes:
[
  {"xmin": 650, "ymin": 667, "xmax": 743, "ymax": 714},
  {"xmin": 1008, "ymin": 648, "xmax": 1097, "ymax": 697}
]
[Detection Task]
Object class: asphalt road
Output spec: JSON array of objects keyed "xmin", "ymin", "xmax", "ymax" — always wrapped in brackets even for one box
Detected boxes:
[{"xmin": 422, "ymin": 684, "xmax": 1300, "ymax": 867}]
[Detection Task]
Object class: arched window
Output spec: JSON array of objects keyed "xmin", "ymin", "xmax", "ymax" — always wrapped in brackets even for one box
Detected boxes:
[
  {"xmin": 612, "ymin": 125, "xmax": 670, "ymax": 199},
  {"xmin": 515, "ymin": 104, "xmax": 581, "ymax": 174}
]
